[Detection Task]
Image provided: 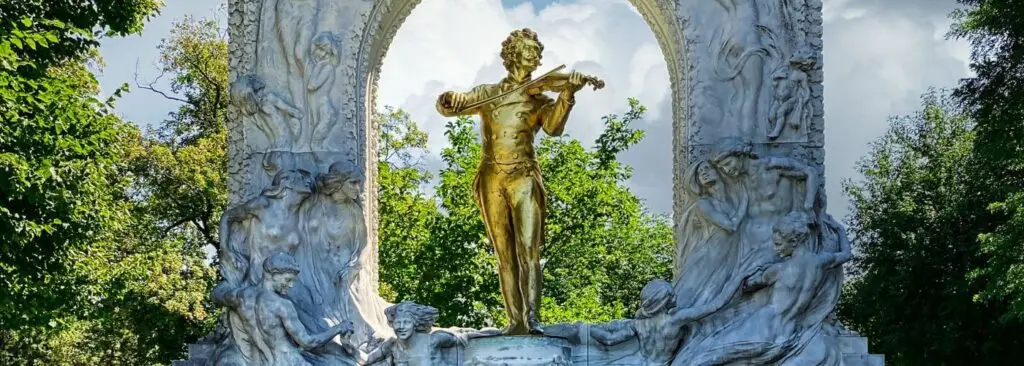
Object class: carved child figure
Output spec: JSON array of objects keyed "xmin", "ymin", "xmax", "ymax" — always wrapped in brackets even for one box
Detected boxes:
[
  {"xmin": 305, "ymin": 31, "xmax": 341, "ymax": 151},
  {"xmin": 576, "ymin": 278, "xmax": 740, "ymax": 365},
  {"xmin": 230, "ymin": 74, "xmax": 303, "ymax": 150},
  {"xmin": 358, "ymin": 301, "xmax": 498, "ymax": 366},
  {"xmin": 768, "ymin": 53, "xmax": 814, "ymax": 140},
  {"xmin": 213, "ymin": 252, "xmax": 355, "ymax": 365}
]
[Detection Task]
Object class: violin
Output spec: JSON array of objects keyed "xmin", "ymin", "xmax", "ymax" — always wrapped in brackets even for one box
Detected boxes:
[
  {"xmin": 445, "ymin": 64, "xmax": 605, "ymax": 114},
  {"xmin": 524, "ymin": 68, "xmax": 605, "ymax": 95}
]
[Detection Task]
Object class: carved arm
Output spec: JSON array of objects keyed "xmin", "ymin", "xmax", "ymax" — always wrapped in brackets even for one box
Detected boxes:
[
  {"xmin": 698, "ymin": 198, "xmax": 739, "ymax": 232},
  {"xmin": 265, "ymin": 93, "xmax": 303, "ymax": 119},
  {"xmin": 589, "ymin": 321, "xmax": 637, "ymax": 346},
  {"xmin": 307, "ymin": 62, "xmax": 333, "ymax": 91},
  {"xmin": 767, "ymin": 157, "xmax": 820, "ymax": 211},
  {"xmin": 819, "ymin": 219, "xmax": 853, "ymax": 268},
  {"xmin": 281, "ymin": 307, "xmax": 351, "ymax": 350},
  {"xmin": 359, "ymin": 338, "xmax": 395, "ymax": 365}
]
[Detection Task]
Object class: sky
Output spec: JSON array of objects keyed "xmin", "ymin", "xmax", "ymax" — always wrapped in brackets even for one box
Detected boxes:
[{"xmin": 97, "ymin": 0, "xmax": 972, "ymax": 223}]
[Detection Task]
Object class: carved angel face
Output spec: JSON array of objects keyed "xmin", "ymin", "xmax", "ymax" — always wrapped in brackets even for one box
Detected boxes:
[
  {"xmin": 697, "ymin": 162, "xmax": 720, "ymax": 188},
  {"xmin": 772, "ymin": 231, "xmax": 797, "ymax": 258},
  {"xmin": 393, "ymin": 315, "xmax": 415, "ymax": 340},
  {"xmin": 340, "ymin": 177, "xmax": 363, "ymax": 200},
  {"xmin": 269, "ymin": 271, "xmax": 298, "ymax": 295},
  {"xmin": 715, "ymin": 155, "xmax": 744, "ymax": 177}
]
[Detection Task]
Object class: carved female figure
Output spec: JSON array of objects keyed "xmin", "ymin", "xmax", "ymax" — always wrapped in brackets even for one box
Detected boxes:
[
  {"xmin": 220, "ymin": 169, "xmax": 314, "ymax": 285},
  {"xmin": 303, "ymin": 162, "xmax": 366, "ymax": 308},
  {"xmin": 712, "ymin": 0, "xmax": 768, "ymax": 136},
  {"xmin": 231, "ymin": 74, "xmax": 303, "ymax": 150},
  {"xmin": 358, "ymin": 302, "xmax": 497, "ymax": 366},
  {"xmin": 768, "ymin": 53, "xmax": 814, "ymax": 140},
  {"xmin": 674, "ymin": 160, "xmax": 748, "ymax": 312},
  {"xmin": 305, "ymin": 32, "xmax": 341, "ymax": 151}
]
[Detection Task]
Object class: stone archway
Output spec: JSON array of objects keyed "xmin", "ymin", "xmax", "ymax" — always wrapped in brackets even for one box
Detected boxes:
[{"xmin": 224, "ymin": 0, "xmax": 825, "ymax": 310}]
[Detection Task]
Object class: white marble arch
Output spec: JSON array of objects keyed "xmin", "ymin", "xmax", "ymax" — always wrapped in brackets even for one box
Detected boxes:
[{"xmin": 224, "ymin": 0, "xmax": 826, "ymax": 306}]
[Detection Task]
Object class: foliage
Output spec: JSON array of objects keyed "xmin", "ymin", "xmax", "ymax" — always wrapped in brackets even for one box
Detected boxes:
[
  {"xmin": 838, "ymin": 89, "xmax": 1024, "ymax": 365},
  {"xmin": 0, "ymin": 8, "xmax": 222, "ymax": 364},
  {"xmin": 950, "ymin": 0, "xmax": 1024, "ymax": 323},
  {"xmin": 377, "ymin": 98, "xmax": 674, "ymax": 327}
]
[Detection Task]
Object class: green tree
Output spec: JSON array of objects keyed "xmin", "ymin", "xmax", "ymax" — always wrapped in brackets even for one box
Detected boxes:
[
  {"xmin": 838, "ymin": 89, "xmax": 1024, "ymax": 365},
  {"xmin": 950, "ymin": 0, "xmax": 1024, "ymax": 323},
  {"xmin": 378, "ymin": 98, "xmax": 674, "ymax": 327}
]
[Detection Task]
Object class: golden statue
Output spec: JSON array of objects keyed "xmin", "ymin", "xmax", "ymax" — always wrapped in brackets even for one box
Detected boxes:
[{"xmin": 435, "ymin": 28, "xmax": 604, "ymax": 335}]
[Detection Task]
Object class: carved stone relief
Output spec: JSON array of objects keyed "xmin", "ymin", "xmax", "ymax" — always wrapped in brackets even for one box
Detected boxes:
[{"xmin": 200, "ymin": 0, "xmax": 886, "ymax": 365}]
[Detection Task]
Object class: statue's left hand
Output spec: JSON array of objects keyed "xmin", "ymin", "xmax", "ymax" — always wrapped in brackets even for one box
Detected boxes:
[{"xmin": 567, "ymin": 71, "xmax": 586, "ymax": 93}]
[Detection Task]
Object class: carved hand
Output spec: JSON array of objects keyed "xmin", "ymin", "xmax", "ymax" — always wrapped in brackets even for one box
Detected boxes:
[
  {"xmin": 566, "ymin": 71, "xmax": 586, "ymax": 93},
  {"xmin": 334, "ymin": 320, "xmax": 355, "ymax": 336}
]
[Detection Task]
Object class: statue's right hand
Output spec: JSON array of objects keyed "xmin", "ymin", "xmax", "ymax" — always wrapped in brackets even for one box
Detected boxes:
[{"xmin": 441, "ymin": 91, "xmax": 467, "ymax": 111}]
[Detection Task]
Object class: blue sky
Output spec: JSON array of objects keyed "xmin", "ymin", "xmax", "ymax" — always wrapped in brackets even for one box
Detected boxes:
[{"xmin": 97, "ymin": 0, "xmax": 972, "ymax": 220}]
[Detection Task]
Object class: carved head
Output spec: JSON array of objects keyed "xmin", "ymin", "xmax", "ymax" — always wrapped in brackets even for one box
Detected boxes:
[
  {"xmin": 501, "ymin": 28, "xmax": 543, "ymax": 74},
  {"xmin": 636, "ymin": 279, "xmax": 675, "ymax": 319},
  {"xmin": 230, "ymin": 74, "xmax": 266, "ymax": 116},
  {"xmin": 264, "ymin": 169, "xmax": 314, "ymax": 198},
  {"xmin": 311, "ymin": 32, "xmax": 341, "ymax": 65},
  {"xmin": 684, "ymin": 160, "xmax": 722, "ymax": 197},
  {"xmin": 772, "ymin": 211, "xmax": 813, "ymax": 257},
  {"xmin": 263, "ymin": 252, "xmax": 300, "ymax": 295},
  {"xmin": 385, "ymin": 301, "xmax": 438, "ymax": 340},
  {"xmin": 710, "ymin": 137, "xmax": 757, "ymax": 177},
  {"xmin": 317, "ymin": 162, "xmax": 364, "ymax": 200}
]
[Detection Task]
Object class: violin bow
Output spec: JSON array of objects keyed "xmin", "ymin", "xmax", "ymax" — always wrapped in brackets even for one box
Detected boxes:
[{"xmin": 449, "ymin": 64, "xmax": 567, "ymax": 115}]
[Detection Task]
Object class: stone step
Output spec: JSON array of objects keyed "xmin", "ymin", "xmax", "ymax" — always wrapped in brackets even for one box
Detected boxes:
[
  {"xmin": 188, "ymin": 342, "xmax": 216, "ymax": 359},
  {"xmin": 843, "ymin": 353, "xmax": 885, "ymax": 366},
  {"xmin": 839, "ymin": 335, "xmax": 869, "ymax": 354},
  {"xmin": 171, "ymin": 358, "xmax": 208, "ymax": 366}
]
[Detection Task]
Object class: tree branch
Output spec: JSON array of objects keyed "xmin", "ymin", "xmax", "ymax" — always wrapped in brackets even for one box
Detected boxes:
[{"xmin": 134, "ymin": 61, "xmax": 189, "ymax": 104}]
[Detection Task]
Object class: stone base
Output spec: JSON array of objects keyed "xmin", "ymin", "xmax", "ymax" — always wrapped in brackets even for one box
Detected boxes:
[{"xmin": 463, "ymin": 336, "xmax": 572, "ymax": 366}]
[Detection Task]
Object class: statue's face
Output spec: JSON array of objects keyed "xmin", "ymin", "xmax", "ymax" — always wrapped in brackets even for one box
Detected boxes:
[
  {"xmin": 772, "ymin": 231, "xmax": 797, "ymax": 258},
  {"xmin": 698, "ymin": 163, "xmax": 719, "ymax": 188},
  {"xmin": 393, "ymin": 315, "xmax": 415, "ymax": 340},
  {"xmin": 341, "ymin": 178, "xmax": 363, "ymax": 200},
  {"xmin": 516, "ymin": 40, "xmax": 541, "ymax": 74},
  {"xmin": 289, "ymin": 171, "xmax": 314, "ymax": 195},
  {"xmin": 715, "ymin": 156, "xmax": 743, "ymax": 177},
  {"xmin": 270, "ymin": 272, "xmax": 297, "ymax": 295}
]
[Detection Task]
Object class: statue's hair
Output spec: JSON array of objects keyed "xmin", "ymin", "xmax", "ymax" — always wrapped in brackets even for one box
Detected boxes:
[
  {"xmin": 230, "ymin": 74, "xmax": 265, "ymax": 116},
  {"xmin": 263, "ymin": 169, "xmax": 311, "ymax": 198},
  {"xmin": 773, "ymin": 211, "xmax": 813, "ymax": 244},
  {"xmin": 636, "ymin": 279, "xmax": 674, "ymax": 319},
  {"xmin": 385, "ymin": 301, "xmax": 438, "ymax": 332},
  {"xmin": 263, "ymin": 251, "xmax": 300, "ymax": 275},
  {"xmin": 500, "ymin": 28, "xmax": 543, "ymax": 71},
  {"xmin": 710, "ymin": 137, "xmax": 758, "ymax": 164}
]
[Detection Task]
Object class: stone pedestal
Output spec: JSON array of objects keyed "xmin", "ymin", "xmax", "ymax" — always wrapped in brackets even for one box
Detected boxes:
[{"xmin": 463, "ymin": 336, "xmax": 572, "ymax": 366}]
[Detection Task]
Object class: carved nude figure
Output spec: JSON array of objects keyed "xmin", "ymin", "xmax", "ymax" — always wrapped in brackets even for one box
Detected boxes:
[
  {"xmin": 578, "ymin": 279, "xmax": 742, "ymax": 365},
  {"xmin": 708, "ymin": 138, "xmax": 819, "ymax": 259},
  {"xmin": 768, "ymin": 54, "xmax": 814, "ymax": 140},
  {"xmin": 358, "ymin": 301, "xmax": 499, "ymax": 366},
  {"xmin": 220, "ymin": 169, "xmax": 314, "ymax": 285},
  {"xmin": 212, "ymin": 252, "xmax": 355, "ymax": 365},
  {"xmin": 712, "ymin": 0, "xmax": 768, "ymax": 135},
  {"xmin": 231, "ymin": 74, "xmax": 303, "ymax": 150},
  {"xmin": 679, "ymin": 211, "xmax": 850, "ymax": 365},
  {"xmin": 305, "ymin": 32, "xmax": 341, "ymax": 151},
  {"xmin": 272, "ymin": 0, "xmax": 317, "ymax": 105}
]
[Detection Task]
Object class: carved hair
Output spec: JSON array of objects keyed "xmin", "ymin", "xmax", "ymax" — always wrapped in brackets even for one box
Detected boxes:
[
  {"xmin": 317, "ymin": 162, "xmax": 364, "ymax": 195},
  {"xmin": 311, "ymin": 31, "xmax": 341, "ymax": 63},
  {"xmin": 773, "ymin": 211, "xmax": 813, "ymax": 244},
  {"xmin": 384, "ymin": 301, "xmax": 439, "ymax": 332},
  {"xmin": 264, "ymin": 251, "xmax": 300, "ymax": 275},
  {"xmin": 500, "ymin": 28, "xmax": 543, "ymax": 71},
  {"xmin": 262, "ymin": 169, "xmax": 311, "ymax": 199},
  {"xmin": 230, "ymin": 74, "xmax": 265, "ymax": 116},
  {"xmin": 636, "ymin": 279, "xmax": 675, "ymax": 319},
  {"xmin": 710, "ymin": 137, "xmax": 758, "ymax": 164}
]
